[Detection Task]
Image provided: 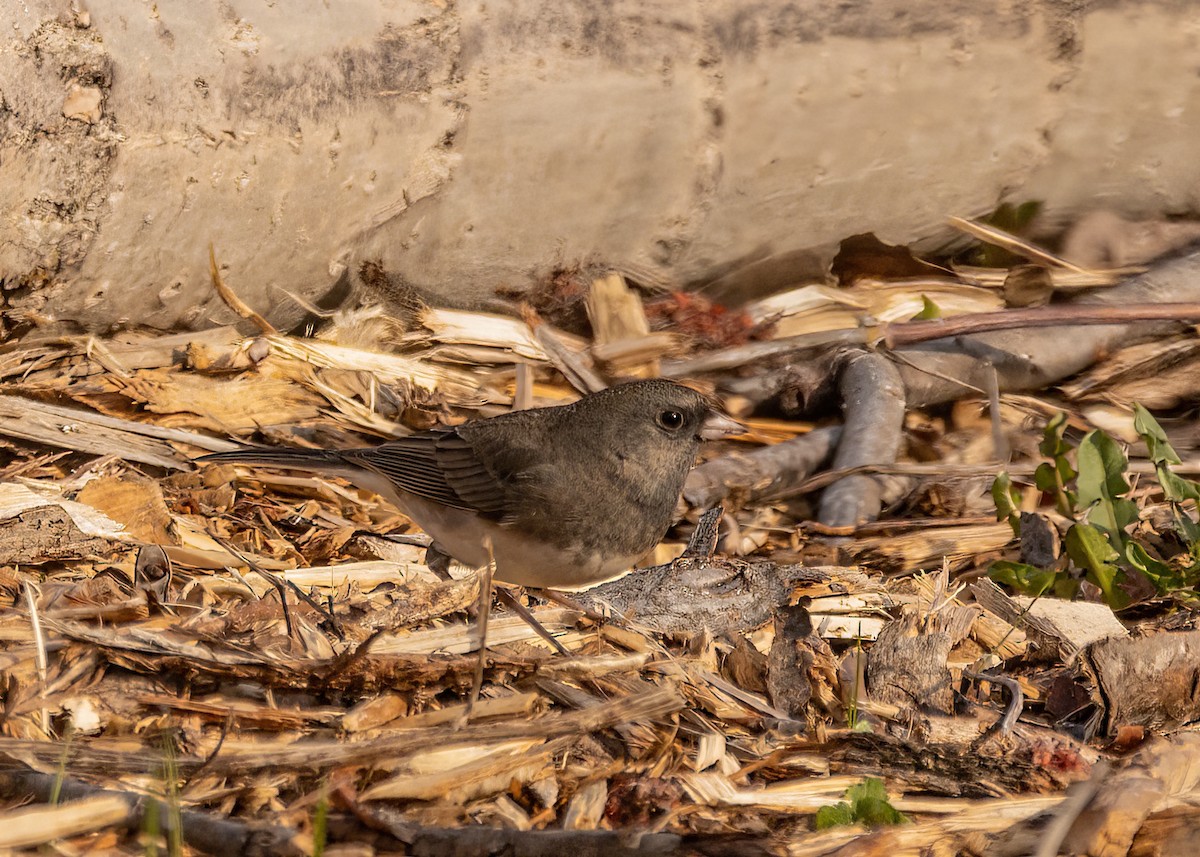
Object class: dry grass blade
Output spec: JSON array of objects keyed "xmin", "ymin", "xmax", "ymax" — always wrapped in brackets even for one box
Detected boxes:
[
  {"xmin": 208, "ymin": 244, "xmax": 277, "ymax": 334},
  {"xmin": 946, "ymin": 215, "xmax": 1095, "ymax": 274}
]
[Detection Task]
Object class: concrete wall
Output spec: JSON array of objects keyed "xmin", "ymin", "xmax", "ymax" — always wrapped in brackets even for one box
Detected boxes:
[{"xmin": 2, "ymin": 0, "xmax": 1198, "ymax": 330}]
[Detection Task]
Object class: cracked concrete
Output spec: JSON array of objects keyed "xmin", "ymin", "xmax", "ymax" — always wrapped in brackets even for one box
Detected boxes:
[{"xmin": 1, "ymin": 1, "xmax": 1199, "ymax": 331}]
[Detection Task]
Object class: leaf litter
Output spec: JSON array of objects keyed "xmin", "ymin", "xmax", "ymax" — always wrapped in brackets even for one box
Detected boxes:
[{"xmin": 1, "ymin": 213, "xmax": 1200, "ymax": 854}]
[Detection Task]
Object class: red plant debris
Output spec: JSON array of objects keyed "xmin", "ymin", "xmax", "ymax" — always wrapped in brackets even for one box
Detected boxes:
[{"xmin": 644, "ymin": 291, "xmax": 773, "ymax": 351}]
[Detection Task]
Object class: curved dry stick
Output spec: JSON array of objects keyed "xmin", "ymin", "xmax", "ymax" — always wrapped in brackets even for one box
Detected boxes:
[{"xmin": 818, "ymin": 351, "xmax": 907, "ymax": 527}]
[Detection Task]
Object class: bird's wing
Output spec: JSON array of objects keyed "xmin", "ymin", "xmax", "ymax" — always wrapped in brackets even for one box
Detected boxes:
[{"xmin": 343, "ymin": 429, "xmax": 510, "ymax": 517}]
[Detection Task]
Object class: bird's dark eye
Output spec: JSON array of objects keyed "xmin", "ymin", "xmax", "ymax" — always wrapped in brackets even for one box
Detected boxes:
[{"xmin": 657, "ymin": 409, "xmax": 685, "ymax": 431}]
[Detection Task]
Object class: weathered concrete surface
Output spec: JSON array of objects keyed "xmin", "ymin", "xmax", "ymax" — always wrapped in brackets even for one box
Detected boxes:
[{"xmin": 1, "ymin": 1, "xmax": 1198, "ymax": 331}]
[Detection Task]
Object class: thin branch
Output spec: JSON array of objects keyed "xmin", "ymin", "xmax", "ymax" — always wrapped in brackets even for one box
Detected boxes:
[
  {"xmin": 208, "ymin": 244, "xmax": 278, "ymax": 334},
  {"xmin": 883, "ymin": 302, "xmax": 1200, "ymax": 348}
]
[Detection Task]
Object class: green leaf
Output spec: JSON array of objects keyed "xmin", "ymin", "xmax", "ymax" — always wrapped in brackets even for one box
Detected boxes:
[
  {"xmin": 1033, "ymin": 461, "xmax": 1057, "ymax": 493},
  {"xmin": 914, "ymin": 295, "xmax": 941, "ymax": 320},
  {"xmin": 1133, "ymin": 404, "xmax": 1181, "ymax": 466},
  {"xmin": 846, "ymin": 778, "xmax": 907, "ymax": 827},
  {"xmin": 1133, "ymin": 405, "xmax": 1200, "ymax": 508},
  {"xmin": 1033, "ymin": 458, "xmax": 1078, "ymax": 518},
  {"xmin": 986, "ymin": 200, "xmax": 1044, "ymax": 233},
  {"xmin": 1056, "ymin": 460, "xmax": 1079, "ymax": 516},
  {"xmin": 1051, "ymin": 574, "xmax": 1083, "ymax": 600},
  {"xmin": 1087, "ymin": 495, "xmax": 1138, "ymax": 550},
  {"xmin": 815, "ymin": 803, "xmax": 856, "ymax": 830},
  {"xmin": 1013, "ymin": 200, "xmax": 1044, "ymax": 229},
  {"xmin": 1159, "ymin": 466, "xmax": 1200, "ymax": 504},
  {"xmin": 1034, "ymin": 458, "xmax": 1077, "ymax": 518},
  {"xmin": 992, "ymin": 473, "xmax": 1021, "ymax": 534},
  {"xmin": 1076, "ymin": 431, "xmax": 1135, "ymax": 548},
  {"xmin": 990, "ymin": 560, "xmax": 1058, "ymax": 597},
  {"xmin": 1039, "ymin": 413, "xmax": 1071, "ymax": 459},
  {"xmin": 978, "ymin": 202, "xmax": 1044, "ymax": 267},
  {"xmin": 1065, "ymin": 524, "xmax": 1129, "ymax": 608},
  {"xmin": 1056, "ymin": 456, "xmax": 1079, "ymax": 488},
  {"xmin": 1076, "ymin": 431, "xmax": 1129, "ymax": 507},
  {"xmin": 1065, "ymin": 522, "xmax": 1118, "ymax": 569},
  {"xmin": 1127, "ymin": 542, "xmax": 1187, "ymax": 594},
  {"xmin": 1032, "ymin": 415, "xmax": 1080, "ymax": 517},
  {"xmin": 1178, "ymin": 511, "xmax": 1200, "ymax": 546},
  {"xmin": 986, "ymin": 202, "xmax": 1021, "ymax": 231},
  {"xmin": 817, "ymin": 778, "xmax": 909, "ymax": 829}
]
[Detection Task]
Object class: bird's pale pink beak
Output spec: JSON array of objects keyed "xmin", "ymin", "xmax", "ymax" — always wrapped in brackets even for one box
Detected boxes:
[{"xmin": 699, "ymin": 411, "xmax": 745, "ymax": 440}]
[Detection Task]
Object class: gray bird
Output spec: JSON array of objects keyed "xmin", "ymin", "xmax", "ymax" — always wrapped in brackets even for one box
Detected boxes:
[{"xmin": 197, "ymin": 379, "xmax": 742, "ymax": 588}]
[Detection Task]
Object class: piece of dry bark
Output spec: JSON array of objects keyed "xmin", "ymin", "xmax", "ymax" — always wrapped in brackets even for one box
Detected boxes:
[
  {"xmin": 587, "ymin": 272, "xmax": 665, "ymax": 376},
  {"xmin": 578, "ymin": 558, "xmax": 842, "ymax": 636},
  {"xmin": 844, "ymin": 523, "xmax": 1012, "ymax": 576},
  {"xmin": 1130, "ymin": 807, "xmax": 1200, "ymax": 857},
  {"xmin": 76, "ymin": 474, "xmax": 175, "ymax": 544},
  {"xmin": 530, "ymin": 319, "xmax": 607, "ymax": 394},
  {"xmin": 1019, "ymin": 511, "xmax": 1061, "ymax": 568},
  {"xmin": 970, "ymin": 579, "xmax": 1127, "ymax": 665},
  {"xmin": 365, "ymin": 810, "xmax": 685, "ymax": 857},
  {"xmin": 0, "ymin": 506, "xmax": 117, "ymax": 565},
  {"xmin": 868, "ymin": 615, "xmax": 955, "ymax": 715},
  {"xmin": 44, "ymin": 615, "xmax": 547, "ymax": 694},
  {"xmin": 363, "ymin": 575, "xmax": 480, "ymax": 632},
  {"xmin": 722, "ymin": 633, "xmax": 769, "ymax": 694},
  {"xmin": 0, "ymin": 794, "xmax": 130, "ymax": 850},
  {"xmin": 766, "ymin": 604, "xmax": 817, "ymax": 719},
  {"xmin": 0, "ymin": 393, "xmax": 235, "ymax": 468},
  {"xmin": 0, "ymin": 686, "xmax": 684, "ymax": 779},
  {"xmin": 1082, "ymin": 630, "xmax": 1200, "ymax": 734},
  {"xmin": 833, "ymin": 729, "xmax": 1089, "ymax": 797}
]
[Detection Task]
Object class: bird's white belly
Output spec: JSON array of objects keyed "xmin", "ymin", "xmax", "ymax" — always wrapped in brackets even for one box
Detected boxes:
[{"xmin": 372, "ymin": 480, "xmax": 636, "ymax": 589}]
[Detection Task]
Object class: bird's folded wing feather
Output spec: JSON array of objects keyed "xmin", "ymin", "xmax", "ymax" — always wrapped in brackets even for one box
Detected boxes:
[{"xmin": 344, "ymin": 430, "xmax": 511, "ymax": 518}]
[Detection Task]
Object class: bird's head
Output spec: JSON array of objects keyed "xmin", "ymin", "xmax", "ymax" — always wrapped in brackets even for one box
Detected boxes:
[{"xmin": 579, "ymin": 379, "xmax": 744, "ymax": 451}]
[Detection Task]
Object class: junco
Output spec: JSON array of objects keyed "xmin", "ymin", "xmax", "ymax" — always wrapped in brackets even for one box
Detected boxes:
[{"xmin": 198, "ymin": 379, "xmax": 742, "ymax": 588}]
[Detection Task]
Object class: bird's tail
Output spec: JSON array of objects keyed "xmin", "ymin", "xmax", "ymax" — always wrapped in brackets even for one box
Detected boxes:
[
  {"xmin": 197, "ymin": 446, "xmax": 403, "ymax": 508},
  {"xmin": 196, "ymin": 446, "xmax": 349, "ymax": 473}
]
